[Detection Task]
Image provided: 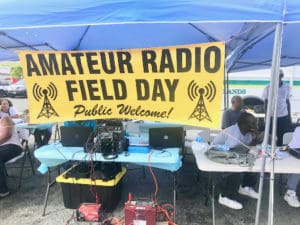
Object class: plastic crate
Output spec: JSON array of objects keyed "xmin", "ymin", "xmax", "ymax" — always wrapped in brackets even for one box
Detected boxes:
[{"xmin": 56, "ymin": 165, "xmax": 126, "ymax": 212}]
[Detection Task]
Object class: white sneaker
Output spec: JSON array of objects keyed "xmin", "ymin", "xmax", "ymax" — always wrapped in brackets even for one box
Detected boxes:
[
  {"xmin": 0, "ymin": 192, "xmax": 9, "ymax": 198},
  {"xmin": 218, "ymin": 194, "xmax": 243, "ymax": 210},
  {"xmin": 284, "ymin": 190, "xmax": 300, "ymax": 208},
  {"xmin": 238, "ymin": 186, "xmax": 259, "ymax": 199}
]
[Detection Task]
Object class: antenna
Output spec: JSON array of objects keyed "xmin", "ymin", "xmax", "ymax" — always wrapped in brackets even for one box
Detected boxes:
[
  {"xmin": 187, "ymin": 80, "xmax": 216, "ymax": 122},
  {"xmin": 33, "ymin": 83, "xmax": 59, "ymax": 119}
]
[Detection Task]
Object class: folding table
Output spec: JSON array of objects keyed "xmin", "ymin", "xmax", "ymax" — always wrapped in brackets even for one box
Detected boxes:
[
  {"xmin": 34, "ymin": 142, "xmax": 182, "ymax": 217},
  {"xmin": 192, "ymin": 142, "xmax": 300, "ymax": 225}
]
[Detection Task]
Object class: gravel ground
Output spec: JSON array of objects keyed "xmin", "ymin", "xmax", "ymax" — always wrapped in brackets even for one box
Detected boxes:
[{"xmin": 1, "ymin": 147, "xmax": 300, "ymax": 225}]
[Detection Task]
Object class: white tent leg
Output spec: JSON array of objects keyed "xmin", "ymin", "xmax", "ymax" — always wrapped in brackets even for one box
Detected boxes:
[
  {"xmin": 268, "ymin": 22, "xmax": 283, "ymax": 225},
  {"xmin": 254, "ymin": 22, "xmax": 283, "ymax": 225}
]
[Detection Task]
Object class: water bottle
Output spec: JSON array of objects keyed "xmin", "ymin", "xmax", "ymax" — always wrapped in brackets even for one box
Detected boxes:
[
  {"xmin": 195, "ymin": 135, "xmax": 203, "ymax": 142},
  {"xmin": 211, "ymin": 144, "xmax": 230, "ymax": 152}
]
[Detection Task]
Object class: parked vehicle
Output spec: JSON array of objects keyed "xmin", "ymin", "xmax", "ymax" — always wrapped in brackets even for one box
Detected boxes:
[
  {"xmin": 0, "ymin": 79, "xmax": 12, "ymax": 97},
  {"xmin": 227, "ymin": 66, "xmax": 300, "ymax": 122},
  {"xmin": 7, "ymin": 79, "xmax": 27, "ymax": 97}
]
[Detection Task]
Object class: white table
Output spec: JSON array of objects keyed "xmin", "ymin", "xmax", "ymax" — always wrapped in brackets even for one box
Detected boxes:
[
  {"xmin": 192, "ymin": 143, "xmax": 300, "ymax": 174},
  {"xmin": 191, "ymin": 142, "xmax": 300, "ymax": 225}
]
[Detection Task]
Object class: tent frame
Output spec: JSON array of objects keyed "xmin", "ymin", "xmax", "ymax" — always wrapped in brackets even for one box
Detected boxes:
[{"xmin": 255, "ymin": 22, "xmax": 283, "ymax": 225}]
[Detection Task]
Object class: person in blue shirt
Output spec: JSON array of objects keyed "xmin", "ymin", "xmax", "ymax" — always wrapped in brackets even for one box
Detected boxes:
[{"xmin": 64, "ymin": 120, "xmax": 97, "ymax": 131}]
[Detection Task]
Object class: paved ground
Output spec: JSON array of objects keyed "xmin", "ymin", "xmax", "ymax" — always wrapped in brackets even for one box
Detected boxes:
[{"xmin": 0, "ymin": 98, "xmax": 300, "ymax": 225}]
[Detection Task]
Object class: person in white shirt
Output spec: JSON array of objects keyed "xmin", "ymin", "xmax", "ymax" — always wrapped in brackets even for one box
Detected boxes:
[
  {"xmin": 262, "ymin": 69, "xmax": 291, "ymax": 146},
  {"xmin": 0, "ymin": 99, "xmax": 19, "ymax": 118},
  {"xmin": 213, "ymin": 112, "xmax": 258, "ymax": 210},
  {"xmin": 0, "ymin": 116, "xmax": 22, "ymax": 197},
  {"xmin": 283, "ymin": 126, "xmax": 300, "ymax": 207}
]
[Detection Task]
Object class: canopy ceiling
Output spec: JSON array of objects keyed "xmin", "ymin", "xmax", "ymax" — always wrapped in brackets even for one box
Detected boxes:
[{"xmin": 0, "ymin": 0, "xmax": 299, "ymax": 71}]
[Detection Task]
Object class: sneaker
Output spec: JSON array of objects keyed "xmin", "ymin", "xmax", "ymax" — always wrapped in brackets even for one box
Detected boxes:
[
  {"xmin": 218, "ymin": 194, "xmax": 243, "ymax": 210},
  {"xmin": 238, "ymin": 186, "xmax": 259, "ymax": 199},
  {"xmin": 284, "ymin": 190, "xmax": 300, "ymax": 208},
  {"xmin": 0, "ymin": 192, "xmax": 10, "ymax": 198}
]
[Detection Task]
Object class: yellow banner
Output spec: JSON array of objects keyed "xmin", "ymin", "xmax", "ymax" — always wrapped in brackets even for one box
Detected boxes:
[{"xmin": 18, "ymin": 42, "xmax": 224, "ymax": 128}]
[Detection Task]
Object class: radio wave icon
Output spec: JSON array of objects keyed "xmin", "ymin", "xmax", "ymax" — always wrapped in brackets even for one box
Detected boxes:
[
  {"xmin": 204, "ymin": 81, "xmax": 216, "ymax": 102},
  {"xmin": 33, "ymin": 82, "xmax": 58, "ymax": 102},
  {"xmin": 188, "ymin": 80, "xmax": 216, "ymax": 102},
  {"xmin": 187, "ymin": 80, "xmax": 217, "ymax": 122},
  {"xmin": 32, "ymin": 82, "xmax": 59, "ymax": 119}
]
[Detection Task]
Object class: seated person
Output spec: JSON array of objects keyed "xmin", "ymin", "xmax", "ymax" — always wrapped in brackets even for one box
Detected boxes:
[
  {"xmin": 0, "ymin": 116, "xmax": 23, "ymax": 197},
  {"xmin": 221, "ymin": 95, "xmax": 244, "ymax": 129},
  {"xmin": 213, "ymin": 112, "xmax": 258, "ymax": 210},
  {"xmin": 284, "ymin": 126, "xmax": 300, "ymax": 207},
  {"xmin": 0, "ymin": 99, "xmax": 19, "ymax": 118}
]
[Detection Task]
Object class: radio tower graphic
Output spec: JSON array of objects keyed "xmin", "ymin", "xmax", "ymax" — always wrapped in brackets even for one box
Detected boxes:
[
  {"xmin": 188, "ymin": 80, "xmax": 216, "ymax": 122},
  {"xmin": 33, "ymin": 82, "xmax": 59, "ymax": 119}
]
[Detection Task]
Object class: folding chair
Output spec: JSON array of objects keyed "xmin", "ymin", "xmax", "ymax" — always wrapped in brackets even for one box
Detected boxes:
[{"xmin": 4, "ymin": 128, "xmax": 35, "ymax": 188}]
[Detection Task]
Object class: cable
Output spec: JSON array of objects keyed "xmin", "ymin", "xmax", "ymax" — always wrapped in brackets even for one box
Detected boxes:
[
  {"xmin": 148, "ymin": 150, "xmax": 177, "ymax": 225},
  {"xmin": 65, "ymin": 211, "xmax": 75, "ymax": 225},
  {"xmin": 85, "ymin": 130, "xmax": 100, "ymax": 205},
  {"xmin": 101, "ymin": 217, "xmax": 125, "ymax": 225}
]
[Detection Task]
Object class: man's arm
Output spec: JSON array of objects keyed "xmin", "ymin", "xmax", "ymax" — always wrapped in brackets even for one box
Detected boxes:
[
  {"xmin": 0, "ymin": 117, "xmax": 14, "ymax": 145},
  {"xmin": 262, "ymin": 85, "xmax": 268, "ymax": 115},
  {"xmin": 287, "ymin": 99, "xmax": 291, "ymax": 122},
  {"xmin": 212, "ymin": 131, "xmax": 226, "ymax": 145},
  {"xmin": 264, "ymin": 100, "xmax": 268, "ymax": 114},
  {"xmin": 9, "ymin": 107, "xmax": 19, "ymax": 118},
  {"xmin": 221, "ymin": 110, "xmax": 230, "ymax": 129}
]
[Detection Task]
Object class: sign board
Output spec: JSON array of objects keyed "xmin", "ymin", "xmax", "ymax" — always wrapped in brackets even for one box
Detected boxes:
[{"xmin": 18, "ymin": 42, "xmax": 224, "ymax": 128}]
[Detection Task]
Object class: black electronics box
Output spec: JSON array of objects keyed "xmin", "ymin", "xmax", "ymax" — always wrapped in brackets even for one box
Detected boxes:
[{"xmin": 56, "ymin": 163, "xmax": 126, "ymax": 212}]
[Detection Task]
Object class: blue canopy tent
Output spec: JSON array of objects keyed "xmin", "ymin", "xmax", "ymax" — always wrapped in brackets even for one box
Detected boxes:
[
  {"xmin": 0, "ymin": 0, "xmax": 285, "ymax": 69},
  {"xmin": 0, "ymin": 1, "xmax": 299, "ymax": 225}
]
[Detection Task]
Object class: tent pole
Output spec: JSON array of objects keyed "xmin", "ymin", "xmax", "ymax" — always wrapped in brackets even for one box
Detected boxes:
[
  {"xmin": 226, "ymin": 69, "xmax": 229, "ymax": 109},
  {"xmin": 254, "ymin": 22, "xmax": 283, "ymax": 225},
  {"xmin": 267, "ymin": 22, "xmax": 283, "ymax": 225},
  {"xmin": 224, "ymin": 68, "xmax": 229, "ymax": 109}
]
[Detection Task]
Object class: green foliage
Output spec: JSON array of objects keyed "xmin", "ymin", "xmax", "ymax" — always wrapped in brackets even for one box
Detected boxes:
[{"xmin": 10, "ymin": 66, "xmax": 23, "ymax": 79}]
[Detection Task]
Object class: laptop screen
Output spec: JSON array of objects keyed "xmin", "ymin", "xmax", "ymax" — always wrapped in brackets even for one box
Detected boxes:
[
  {"xmin": 60, "ymin": 126, "xmax": 93, "ymax": 147},
  {"xmin": 149, "ymin": 127, "xmax": 184, "ymax": 149}
]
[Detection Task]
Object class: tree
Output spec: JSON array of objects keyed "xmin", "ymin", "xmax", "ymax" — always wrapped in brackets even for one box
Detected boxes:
[{"xmin": 10, "ymin": 65, "xmax": 23, "ymax": 80}]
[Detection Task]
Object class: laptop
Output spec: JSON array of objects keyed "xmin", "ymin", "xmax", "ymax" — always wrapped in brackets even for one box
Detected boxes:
[
  {"xmin": 60, "ymin": 126, "xmax": 93, "ymax": 147},
  {"xmin": 149, "ymin": 127, "xmax": 184, "ymax": 149}
]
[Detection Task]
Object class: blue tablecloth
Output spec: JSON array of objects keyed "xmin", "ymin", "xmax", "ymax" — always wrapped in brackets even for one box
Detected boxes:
[
  {"xmin": 34, "ymin": 142, "xmax": 182, "ymax": 173},
  {"xmin": 16, "ymin": 122, "xmax": 55, "ymax": 130}
]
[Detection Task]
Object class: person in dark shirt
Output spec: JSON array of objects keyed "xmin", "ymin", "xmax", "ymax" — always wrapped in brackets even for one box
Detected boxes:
[{"xmin": 221, "ymin": 95, "xmax": 244, "ymax": 129}]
